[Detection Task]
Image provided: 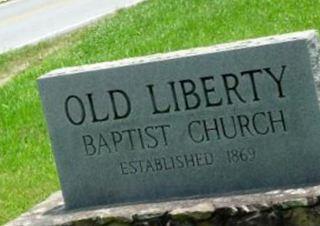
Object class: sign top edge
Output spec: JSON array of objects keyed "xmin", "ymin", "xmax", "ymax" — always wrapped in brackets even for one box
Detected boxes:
[{"xmin": 38, "ymin": 30, "xmax": 318, "ymax": 81}]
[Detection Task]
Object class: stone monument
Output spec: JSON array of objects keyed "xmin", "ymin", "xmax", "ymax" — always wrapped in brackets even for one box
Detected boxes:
[{"xmin": 37, "ymin": 30, "xmax": 320, "ymax": 210}]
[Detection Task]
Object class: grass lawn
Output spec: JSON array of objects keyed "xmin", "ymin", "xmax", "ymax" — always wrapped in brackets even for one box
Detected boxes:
[{"xmin": 1, "ymin": 0, "xmax": 320, "ymax": 224}]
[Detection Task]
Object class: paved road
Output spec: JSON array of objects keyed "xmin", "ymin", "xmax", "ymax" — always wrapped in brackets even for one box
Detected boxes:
[{"xmin": 0, "ymin": 0, "xmax": 143, "ymax": 54}]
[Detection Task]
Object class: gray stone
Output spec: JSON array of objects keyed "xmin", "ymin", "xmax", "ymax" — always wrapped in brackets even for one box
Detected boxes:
[
  {"xmin": 279, "ymin": 198, "xmax": 309, "ymax": 209},
  {"xmin": 133, "ymin": 208, "xmax": 167, "ymax": 221},
  {"xmin": 169, "ymin": 203, "xmax": 214, "ymax": 220},
  {"xmin": 6, "ymin": 185, "xmax": 320, "ymax": 226},
  {"xmin": 38, "ymin": 30, "xmax": 320, "ymax": 209}
]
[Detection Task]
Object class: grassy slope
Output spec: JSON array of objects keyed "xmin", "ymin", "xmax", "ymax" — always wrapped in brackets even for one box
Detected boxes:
[{"xmin": 1, "ymin": 0, "xmax": 320, "ymax": 223}]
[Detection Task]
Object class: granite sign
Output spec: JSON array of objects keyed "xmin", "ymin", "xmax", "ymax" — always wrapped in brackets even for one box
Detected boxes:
[{"xmin": 38, "ymin": 30, "xmax": 320, "ymax": 209}]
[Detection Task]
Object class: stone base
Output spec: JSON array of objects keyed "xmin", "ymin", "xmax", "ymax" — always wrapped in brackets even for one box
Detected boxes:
[{"xmin": 6, "ymin": 186, "xmax": 320, "ymax": 226}]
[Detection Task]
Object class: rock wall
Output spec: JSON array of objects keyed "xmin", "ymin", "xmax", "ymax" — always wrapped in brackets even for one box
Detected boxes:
[{"xmin": 6, "ymin": 185, "xmax": 320, "ymax": 226}]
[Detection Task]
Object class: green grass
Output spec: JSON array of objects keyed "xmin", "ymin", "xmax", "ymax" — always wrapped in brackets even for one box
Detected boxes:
[{"xmin": 1, "ymin": 0, "xmax": 320, "ymax": 224}]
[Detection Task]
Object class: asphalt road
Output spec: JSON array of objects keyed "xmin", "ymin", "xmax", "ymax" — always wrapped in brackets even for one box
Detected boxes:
[{"xmin": 0, "ymin": 0, "xmax": 143, "ymax": 54}]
